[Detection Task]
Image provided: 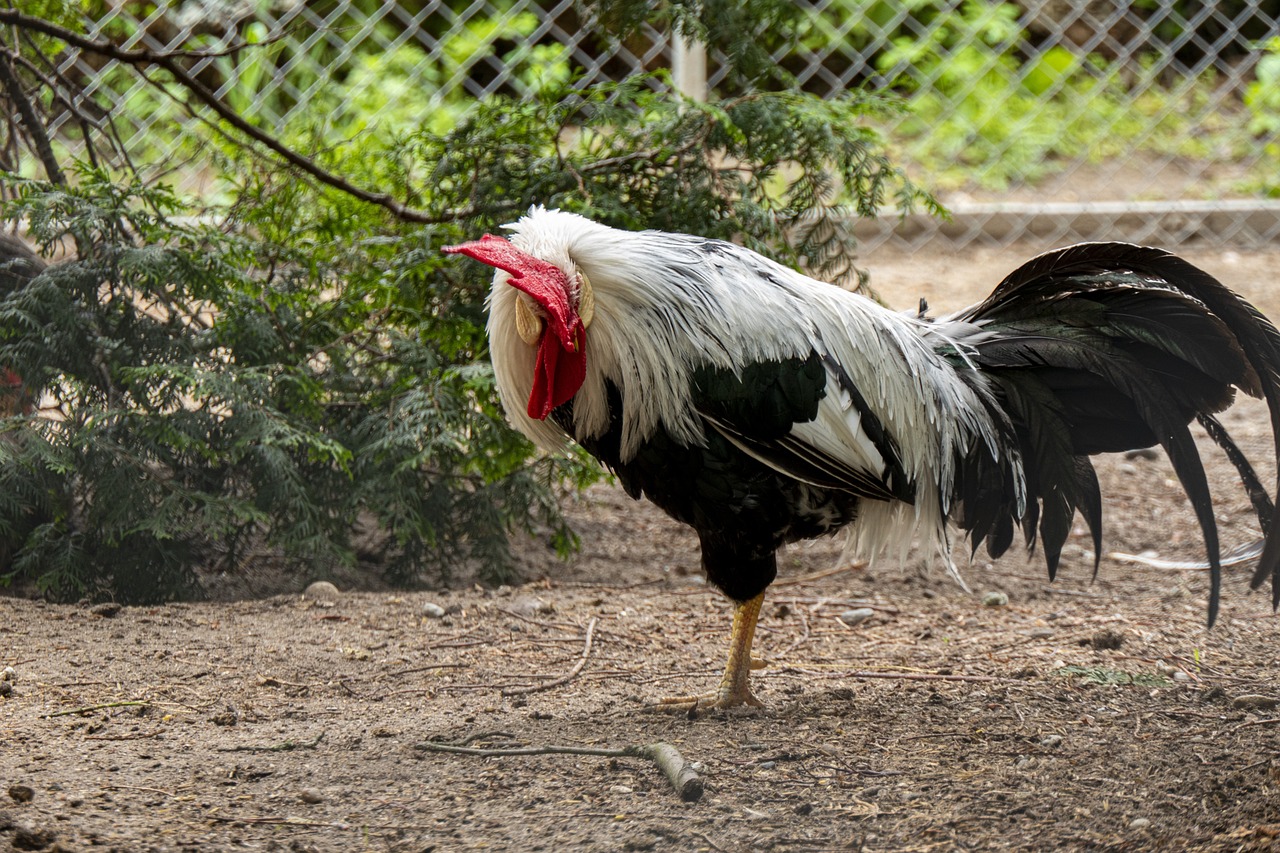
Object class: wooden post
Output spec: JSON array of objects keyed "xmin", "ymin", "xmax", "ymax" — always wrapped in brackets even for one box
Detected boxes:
[{"xmin": 671, "ymin": 27, "xmax": 707, "ymax": 101}]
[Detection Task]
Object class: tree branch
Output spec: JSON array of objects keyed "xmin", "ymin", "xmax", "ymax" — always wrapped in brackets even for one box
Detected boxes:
[
  {"xmin": 0, "ymin": 47, "xmax": 65, "ymax": 186},
  {"xmin": 0, "ymin": 8, "xmax": 468, "ymax": 224}
]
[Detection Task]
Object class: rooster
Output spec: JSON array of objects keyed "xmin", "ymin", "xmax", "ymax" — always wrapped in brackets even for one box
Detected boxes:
[{"xmin": 445, "ymin": 208, "xmax": 1280, "ymax": 710}]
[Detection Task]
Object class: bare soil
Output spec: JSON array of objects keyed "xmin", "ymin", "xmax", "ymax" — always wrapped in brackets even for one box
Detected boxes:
[{"xmin": 5, "ymin": 244, "xmax": 1280, "ymax": 853}]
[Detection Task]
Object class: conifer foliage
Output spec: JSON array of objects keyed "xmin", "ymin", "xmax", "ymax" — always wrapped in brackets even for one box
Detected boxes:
[{"xmin": 0, "ymin": 1, "xmax": 932, "ymax": 601}]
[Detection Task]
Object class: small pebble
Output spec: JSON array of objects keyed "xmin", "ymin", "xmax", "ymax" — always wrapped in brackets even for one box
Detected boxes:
[
  {"xmin": 8, "ymin": 785, "xmax": 34, "ymax": 803},
  {"xmin": 298, "ymin": 789, "xmax": 324, "ymax": 804},
  {"xmin": 90, "ymin": 602, "xmax": 122, "ymax": 618},
  {"xmin": 210, "ymin": 708, "xmax": 238, "ymax": 727},
  {"xmin": 609, "ymin": 785, "xmax": 633, "ymax": 794},
  {"xmin": 1232, "ymin": 694, "xmax": 1279, "ymax": 711},
  {"xmin": 838, "ymin": 608, "xmax": 874, "ymax": 627},
  {"xmin": 303, "ymin": 581, "xmax": 340, "ymax": 602},
  {"xmin": 421, "ymin": 602, "xmax": 446, "ymax": 619},
  {"xmin": 758, "ymin": 761, "xmax": 776, "ymax": 770},
  {"xmin": 1028, "ymin": 628, "xmax": 1054, "ymax": 640},
  {"xmin": 793, "ymin": 802, "xmax": 813, "ymax": 816},
  {"xmin": 1173, "ymin": 671, "xmax": 1191, "ymax": 683},
  {"xmin": 982, "ymin": 591, "xmax": 1009, "ymax": 607},
  {"xmin": 1130, "ymin": 817, "xmax": 1151, "ymax": 829},
  {"xmin": 510, "ymin": 596, "xmax": 554, "ymax": 618},
  {"xmin": 12, "ymin": 824, "xmax": 53, "ymax": 849},
  {"xmin": 0, "ymin": 682, "xmax": 11, "ymax": 698},
  {"xmin": 2, "ymin": 666, "xmax": 15, "ymax": 682},
  {"xmin": 1089, "ymin": 630, "xmax": 1124, "ymax": 651},
  {"xmin": 1039, "ymin": 734, "xmax": 1063, "ymax": 749},
  {"xmin": 1015, "ymin": 756, "xmax": 1032, "ymax": 769}
]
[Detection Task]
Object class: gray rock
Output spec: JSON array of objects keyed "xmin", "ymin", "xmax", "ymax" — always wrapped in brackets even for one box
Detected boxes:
[
  {"xmin": 1232, "ymin": 694, "xmax": 1280, "ymax": 711},
  {"xmin": 303, "ymin": 581, "xmax": 341, "ymax": 602},
  {"xmin": 838, "ymin": 608, "xmax": 875, "ymax": 627}
]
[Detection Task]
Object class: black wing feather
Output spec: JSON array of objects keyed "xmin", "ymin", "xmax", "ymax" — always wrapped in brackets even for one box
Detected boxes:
[{"xmin": 691, "ymin": 351, "xmax": 914, "ymax": 504}]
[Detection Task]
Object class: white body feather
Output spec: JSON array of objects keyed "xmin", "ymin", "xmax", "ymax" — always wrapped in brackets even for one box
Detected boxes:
[{"xmin": 486, "ymin": 208, "xmax": 1019, "ymax": 564}]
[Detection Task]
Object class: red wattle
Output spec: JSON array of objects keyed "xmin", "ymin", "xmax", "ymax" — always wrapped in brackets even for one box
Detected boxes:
[{"xmin": 528, "ymin": 324, "xmax": 586, "ymax": 420}]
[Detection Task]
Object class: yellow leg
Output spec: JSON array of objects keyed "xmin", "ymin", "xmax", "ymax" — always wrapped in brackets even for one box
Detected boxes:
[{"xmin": 660, "ymin": 591, "xmax": 766, "ymax": 711}]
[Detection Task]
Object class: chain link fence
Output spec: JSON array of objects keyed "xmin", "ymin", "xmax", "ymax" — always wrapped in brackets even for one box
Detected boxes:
[{"xmin": 54, "ymin": 0, "xmax": 1280, "ymax": 249}]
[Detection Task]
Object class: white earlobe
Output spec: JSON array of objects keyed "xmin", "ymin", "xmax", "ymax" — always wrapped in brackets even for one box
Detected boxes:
[{"xmin": 515, "ymin": 295, "xmax": 543, "ymax": 345}]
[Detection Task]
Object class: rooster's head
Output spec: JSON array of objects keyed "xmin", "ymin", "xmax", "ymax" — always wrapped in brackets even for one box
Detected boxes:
[{"xmin": 444, "ymin": 232, "xmax": 595, "ymax": 420}]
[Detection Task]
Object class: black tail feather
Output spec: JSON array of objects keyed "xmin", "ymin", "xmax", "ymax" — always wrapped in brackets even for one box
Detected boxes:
[
  {"xmin": 940, "ymin": 242, "xmax": 1280, "ymax": 624},
  {"xmin": 1074, "ymin": 456, "xmax": 1103, "ymax": 580},
  {"xmin": 1197, "ymin": 412, "xmax": 1274, "ymax": 538}
]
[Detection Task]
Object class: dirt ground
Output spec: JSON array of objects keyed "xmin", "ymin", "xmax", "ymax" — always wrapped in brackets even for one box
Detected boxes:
[{"xmin": 5, "ymin": 242, "xmax": 1280, "ymax": 853}]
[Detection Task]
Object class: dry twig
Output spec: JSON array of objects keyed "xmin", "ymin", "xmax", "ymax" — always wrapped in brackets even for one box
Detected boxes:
[
  {"xmin": 772, "ymin": 560, "xmax": 869, "ymax": 587},
  {"xmin": 217, "ymin": 732, "xmax": 326, "ymax": 753},
  {"xmin": 783, "ymin": 666, "xmax": 999, "ymax": 684},
  {"xmin": 502, "ymin": 618, "xmax": 597, "ymax": 697},
  {"xmin": 44, "ymin": 700, "xmax": 148, "ymax": 718},
  {"xmin": 415, "ymin": 734, "xmax": 703, "ymax": 802},
  {"xmin": 1230, "ymin": 716, "xmax": 1280, "ymax": 733}
]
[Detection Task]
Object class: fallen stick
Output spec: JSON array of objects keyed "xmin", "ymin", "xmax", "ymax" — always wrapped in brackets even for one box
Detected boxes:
[
  {"xmin": 85, "ymin": 728, "xmax": 166, "ymax": 741},
  {"xmin": 415, "ymin": 736, "xmax": 704, "ymax": 802},
  {"xmin": 217, "ymin": 732, "xmax": 325, "ymax": 753},
  {"xmin": 502, "ymin": 618, "xmax": 597, "ymax": 697},
  {"xmin": 209, "ymin": 815, "xmax": 437, "ymax": 831},
  {"xmin": 772, "ymin": 595, "xmax": 899, "ymax": 614},
  {"xmin": 782, "ymin": 666, "xmax": 999, "ymax": 684},
  {"xmin": 772, "ymin": 560, "xmax": 869, "ymax": 587},
  {"xmin": 1230, "ymin": 717, "xmax": 1280, "ymax": 733},
  {"xmin": 43, "ymin": 700, "xmax": 148, "ymax": 718}
]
